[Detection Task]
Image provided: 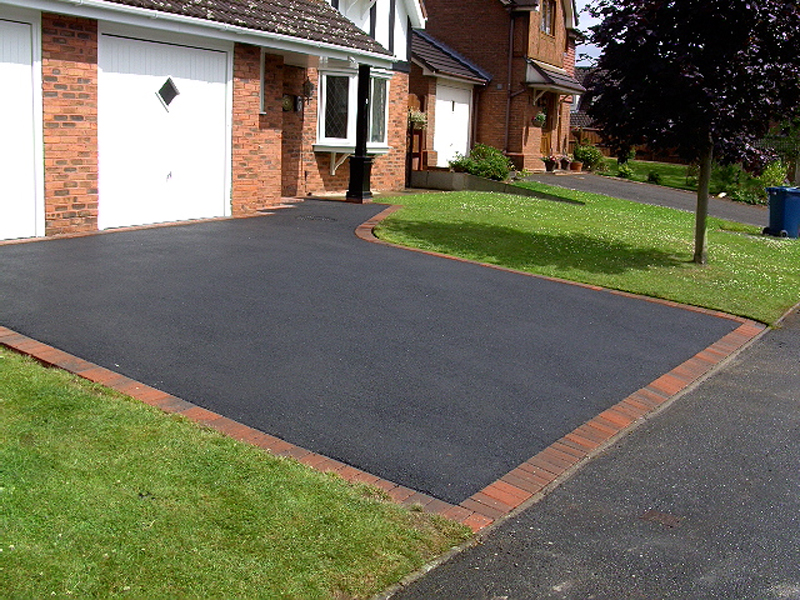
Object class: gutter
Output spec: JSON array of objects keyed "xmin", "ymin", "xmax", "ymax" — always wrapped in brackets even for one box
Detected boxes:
[{"xmin": 6, "ymin": 0, "xmax": 396, "ymax": 67}]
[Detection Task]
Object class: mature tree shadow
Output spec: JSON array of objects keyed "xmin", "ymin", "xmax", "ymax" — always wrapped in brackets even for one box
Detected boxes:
[{"xmin": 387, "ymin": 220, "xmax": 685, "ymax": 275}]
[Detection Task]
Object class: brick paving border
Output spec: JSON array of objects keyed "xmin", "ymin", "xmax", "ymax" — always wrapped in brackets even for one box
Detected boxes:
[{"xmin": 0, "ymin": 205, "xmax": 766, "ymax": 533}]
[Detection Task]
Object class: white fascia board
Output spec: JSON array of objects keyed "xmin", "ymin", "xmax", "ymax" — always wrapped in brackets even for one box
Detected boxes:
[
  {"xmin": 403, "ymin": 0, "xmax": 426, "ymax": 28},
  {"xmin": 563, "ymin": 0, "xmax": 577, "ymax": 30},
  {"xmin": 3, "ymin": 0, "xmax": 395, "ymax": 67},
  {"xmin": 414, "ymin": 61, "xmax": 483, "ymax": 86}
]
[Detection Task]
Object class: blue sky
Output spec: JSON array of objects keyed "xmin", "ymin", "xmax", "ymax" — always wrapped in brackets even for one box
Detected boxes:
[{"xmin": 574, "ymin": 0, "xmax": 602, "ymax": 66}]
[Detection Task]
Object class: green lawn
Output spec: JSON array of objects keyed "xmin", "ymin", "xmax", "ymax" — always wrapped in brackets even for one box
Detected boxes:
[
  {"xmin": 599, "ymin": 158, "xmax": 777, "ymax": 203},
  {"xmin": 601, "ymin": 159, "xmax": 697, "ymax": 191},
  {"xmin": 0, "ymin": 349, "xmax": 470, "ymax": 599},
  {"xmin": 375, "ymin": 186, "xmax": 800, "ymax": 325}
]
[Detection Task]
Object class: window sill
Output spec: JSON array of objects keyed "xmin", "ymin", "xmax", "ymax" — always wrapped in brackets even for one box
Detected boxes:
[{"xmin": 313, "ymin": 144, "xmax": 391, "ymax": 155}]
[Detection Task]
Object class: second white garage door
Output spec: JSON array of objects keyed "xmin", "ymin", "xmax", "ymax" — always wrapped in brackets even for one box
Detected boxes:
[
  {"xmin": 433, "ymin": 83, "xmax": 472, "ymax": 168},
  {"xmin": 98, "ymin": 33, "xmax": 230, "ymax": 230}
]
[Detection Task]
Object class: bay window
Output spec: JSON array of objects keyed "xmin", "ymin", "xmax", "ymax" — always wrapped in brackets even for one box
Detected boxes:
[{"xmin": 316, "ymin": 69, "xmax": 391, "ymax": 152}]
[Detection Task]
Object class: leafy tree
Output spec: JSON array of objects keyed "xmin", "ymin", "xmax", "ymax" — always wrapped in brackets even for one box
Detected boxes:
[{"xmin": 587, "ymin": 0, "xmax": 800, "ymax": 263}]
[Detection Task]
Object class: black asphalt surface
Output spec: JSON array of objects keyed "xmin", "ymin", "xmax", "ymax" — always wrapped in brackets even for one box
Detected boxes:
[
  {"xmin": 526, "ymin": 172, "xmax": 769, "ymax": 228},
  {"xmin": 391, "ymin": 308, "xmax": 800, "ymax": 600},
  {"xmin": 0, "ymin": 200, "xmax": 737, "ymax": 504}
]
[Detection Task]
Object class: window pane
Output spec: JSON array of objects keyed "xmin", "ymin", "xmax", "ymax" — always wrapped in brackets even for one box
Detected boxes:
[
  {"xmin": 369, "ymin": 78, "xmax": 387, "ymax": 144},
  {"xmin": 325, "ymin": 75, "xmax": 349, "ymax": 139}
]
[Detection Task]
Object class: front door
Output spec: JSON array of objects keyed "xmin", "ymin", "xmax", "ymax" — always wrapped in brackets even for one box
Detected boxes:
[{"xmin": 539, "ymin": 93, "xmax": 558, "ymax": 156}]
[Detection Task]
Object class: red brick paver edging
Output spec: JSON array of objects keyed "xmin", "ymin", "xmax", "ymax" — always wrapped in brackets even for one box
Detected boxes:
[
  {"xmin": 0, "ymin": 206, "xmax": 767, "ymax": 533},
  {"xmin": 353, "ymin": 205, "xmax": 767, "ymax": 530}
]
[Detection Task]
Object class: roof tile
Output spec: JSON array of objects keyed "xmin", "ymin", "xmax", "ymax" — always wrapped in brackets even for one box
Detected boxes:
[
  {"xmin": 101, "ymin": 0, "xmax": 391, "ymax": 55},
  {"xmin": 412, "ymin": 30, "xmax": 491, "ymax": 84}
]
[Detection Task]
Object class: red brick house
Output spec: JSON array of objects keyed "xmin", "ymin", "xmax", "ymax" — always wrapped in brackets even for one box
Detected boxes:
[
  {"xmin": 0, "ymin": 0, "xmax": 425, "ymax": 240},
  {"xmin": 410, "ymin": 0, "xmax": 583, "ymax": 171}
]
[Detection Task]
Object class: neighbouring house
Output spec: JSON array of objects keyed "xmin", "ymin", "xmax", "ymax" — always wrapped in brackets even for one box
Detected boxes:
[
  {"xmin": 414, "ymin": 0, "xmax": 584, "ymax": 171},
  {"xmin": 0, "ymin": 0, "xmax": 425, "ymax": 241}
]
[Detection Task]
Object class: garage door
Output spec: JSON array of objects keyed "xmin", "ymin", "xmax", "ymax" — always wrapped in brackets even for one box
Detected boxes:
[
  {"xmin": 98, "ymin": 34, "xmax": 230, "ymax": 229},
  {"xmin": 0, "ymin": 16, "xmax": 41, "ymax": 240},
  {"xmin": 434, "ymin": 83, "xmax": 472, "ymax": 167}
]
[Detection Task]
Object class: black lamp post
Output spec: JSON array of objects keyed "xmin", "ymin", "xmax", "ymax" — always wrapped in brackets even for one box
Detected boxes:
[{"xmin": 346, "ymin": 64, "xmax": 373, "ymax": 203}]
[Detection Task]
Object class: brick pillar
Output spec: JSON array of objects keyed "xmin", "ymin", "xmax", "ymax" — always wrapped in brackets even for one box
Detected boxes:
[
  {"xmin": 231, "ymin": 44, "xmax": 283, "ymax": 214},
  {"xmin": 41, "ymin": 13, "xmax": 98, "ymax": 235},
  {"xmin": 282, "ymin": 65, "xmax": 307, "ymax": 197},
  {"xmin": 371, "ymin": 71, "xmax": 410, "ymax": 191}
]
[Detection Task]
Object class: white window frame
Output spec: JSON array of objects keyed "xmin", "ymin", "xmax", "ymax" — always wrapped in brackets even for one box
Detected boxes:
[
  {"xmin": 314, "ymin": 69, "xmax": 392, "ymax": 154},
  {"xmin": 368, "ymin": 74, "xmax": 390, "ymax": 146}
]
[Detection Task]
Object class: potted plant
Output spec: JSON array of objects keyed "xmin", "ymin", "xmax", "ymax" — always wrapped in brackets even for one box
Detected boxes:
[
  {"xmin": 542, "ymin": 153, "xmax": 558, "ymax": 172},
  {"xmin": 559, "ymin": 155, "xmax": 571, "ymax": 170},
  {"xmin": 570, "ymin": 156, "xmax": 583, "ymax": 171},
  {"xmin": 532, "ymin": 111, "xmax": 546, "ymax": 127},
  {"xmin": 408, "ymin": 109, "xmax": 428, "ymax": 130}
]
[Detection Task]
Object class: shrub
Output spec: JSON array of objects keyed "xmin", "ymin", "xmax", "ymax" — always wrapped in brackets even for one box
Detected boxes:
[
  {"xmin": 448, "ymin": 144, "xmax": 513, "ymax": 181},
  {"xmin": 617, "ymin": 163, "xmax": 634, "ymax": 179},
  {"xmin": 710, "ymin": 162, "xmax": 744, "ymax": 195},
  {"xmin": 647, "ymin": 170, "xmax": 662, "ymax": 184},
  {"xmin": 573, "ymin": 144, "xmax": 605, "ymax": 171},
  {"xmin": 709, "ymin": 160, "xmax": 785, "ymax": 205},
  {"xmin": 734, "ymin": 159, "xmax": 789, "ymax": 204}
]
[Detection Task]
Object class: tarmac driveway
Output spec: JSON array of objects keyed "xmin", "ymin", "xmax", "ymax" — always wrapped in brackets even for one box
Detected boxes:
[{"xmin": 0, "ymin": 200, "xmax": 739, "ymax": 504}]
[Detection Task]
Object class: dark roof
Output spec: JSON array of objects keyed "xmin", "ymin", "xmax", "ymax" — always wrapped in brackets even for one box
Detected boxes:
[
  {"xmin": 100, "ymin": 0, "xmax": 391, "ymax": 56},
  {"xmin": 574, "ymin": 66, "xmax": 592, "ymax": 87},
  {"xmin": 570, "ymin": 110, "xmax": 595, "ymax": 129},
  {"xmin": 526, "ymin": 59, "xmax": 586, "ymax": 94},
  {"xmin": 411, "ymin": 30, "xmax": 491, "ymax": 84}
]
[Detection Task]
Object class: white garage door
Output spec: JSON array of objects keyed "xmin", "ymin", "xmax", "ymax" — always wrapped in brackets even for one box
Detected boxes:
[
  {"xmin": 0, "ymin": 16, "xmax": 41, "ymax": 240},
  {"xmin": 99, "ymin": 33, "xmax": 230, "ymax": 230},
  {"xmin": 434, "ymin": 83, "xmax": 472, "ymax": 167}
]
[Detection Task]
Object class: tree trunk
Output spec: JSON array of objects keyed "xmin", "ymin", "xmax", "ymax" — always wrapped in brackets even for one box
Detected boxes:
[{"xmin": 693, "ymin": 139, "xmax": 713, "ymax": 265}]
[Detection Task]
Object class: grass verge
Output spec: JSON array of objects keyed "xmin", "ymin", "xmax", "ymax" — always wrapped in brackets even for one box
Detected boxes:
[
  {"xmin": 0, "ymin": 348, "xmax": 470, "ymax": 599},
  {"xmin": 598, "ymin": 158, "xmax": 780, "ymax": 203},
  {"xmin": 375, "ymin": 186, "xmax": 800, "ymax": 325},
  {"xmin": 600, "ymin": 159, "xmax": 696, "ymax": 191}
]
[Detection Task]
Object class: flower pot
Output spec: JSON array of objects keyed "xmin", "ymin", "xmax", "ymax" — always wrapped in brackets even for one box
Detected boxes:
[
  {"xmin": 560, "ymin": 159, "xmax": 571, "ymax": 170},
  {"xmin": 570, "ymin": 161, "xmax": 583, "ymax": 171},
  {"xmin": 543, "ymin": 160, "xmax": 556, "ymax": 172}
]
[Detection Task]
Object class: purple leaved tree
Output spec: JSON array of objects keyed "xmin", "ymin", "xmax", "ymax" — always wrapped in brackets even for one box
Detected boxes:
[{"xmin": 587, "ymin": 0, "xmax": 800, "ymax": 263}]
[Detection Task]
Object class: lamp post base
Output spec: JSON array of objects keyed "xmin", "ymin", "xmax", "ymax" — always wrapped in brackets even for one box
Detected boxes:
[{"xmin": 346, "ymin": 155, "xmax": 373, "ymax": 203}]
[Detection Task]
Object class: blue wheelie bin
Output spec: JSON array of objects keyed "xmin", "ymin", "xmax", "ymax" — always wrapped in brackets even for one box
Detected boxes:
[{"xmin": 764, "ymin": 187, "xmax": 800, "ymax": 238}]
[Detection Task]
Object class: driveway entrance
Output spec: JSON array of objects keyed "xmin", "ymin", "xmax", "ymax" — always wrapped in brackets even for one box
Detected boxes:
[{"xmin": 0, "ymin": 200, "xmax": 739, "ymax": 504}]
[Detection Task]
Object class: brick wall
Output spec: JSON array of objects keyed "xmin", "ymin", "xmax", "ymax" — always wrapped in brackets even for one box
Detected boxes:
[
  {"xmin": 34, "ymin": 22, "xmax": 409, "ymax": 237},
  {"xmin": 371, "ymin": 71, "xmax": 409, "ymax": 191},
  {"xmin": 282, "ymin": 65, "xmax": 307, "ymax": 197},
  {"xmin": 300, "ymin": 70, "xmax": 410, "ymax": 196},
  {"xmin": 231, "ymin": 44, "xmax": 283, "ymax": 214},
  {"xmin": 41, "ymin": 13, "xmax": 98, "ymax": 235},
  {"xmin": 527, "ymin": 1, "xmax": 567, "ymax": 68}
]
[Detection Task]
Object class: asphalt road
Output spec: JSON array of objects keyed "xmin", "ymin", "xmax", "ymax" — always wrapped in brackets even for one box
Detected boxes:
[
  {"xmin": 526, "ymin": 172, "xmax": 768, "ymax": 228},
  {"xmin": 391, "ymin": 308, "xmax": 800, "ymax": 600},
  {"xmin": 0, "ymin": 200, "xmax": 737, "ymax": 504}
]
